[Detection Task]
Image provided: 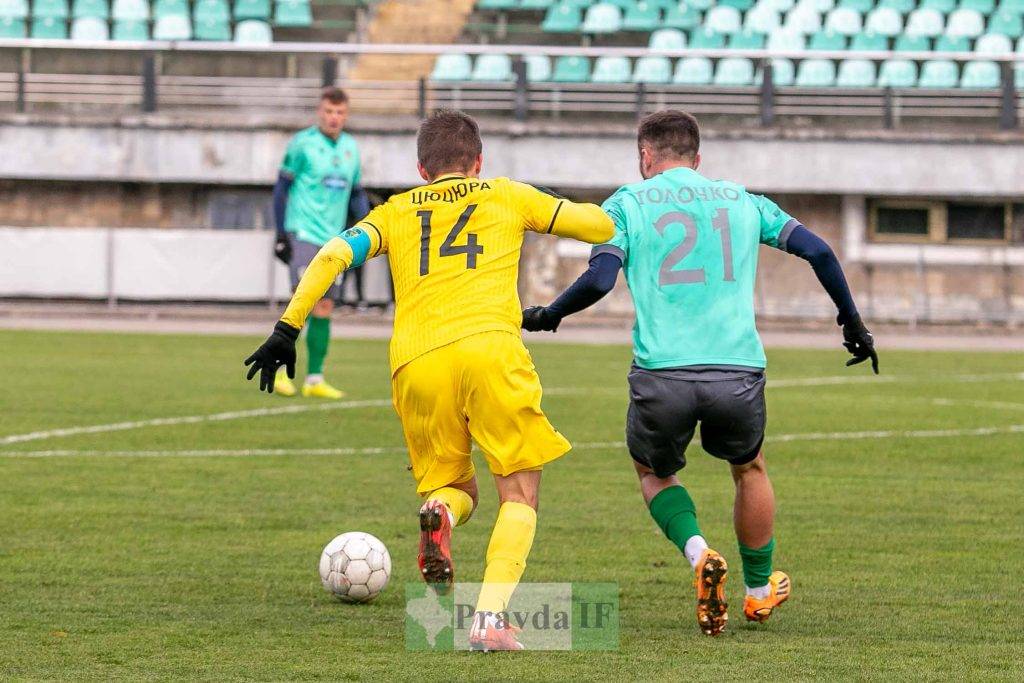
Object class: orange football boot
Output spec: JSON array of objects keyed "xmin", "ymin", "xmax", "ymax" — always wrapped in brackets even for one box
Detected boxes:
[
  {"xmin": 743, "ymin": 571, "xmax": 791, "ymax": 623},
  {"xmin": 695, "ymin": 549, "xmax": 729, "ymax": 636},
  {"xmin": 418, "ymin": 500, "xmax": 454, "ymax": 593},
  {"xmin": 468, "ymin": 612, "xmax": 525, "ymax": 652}
]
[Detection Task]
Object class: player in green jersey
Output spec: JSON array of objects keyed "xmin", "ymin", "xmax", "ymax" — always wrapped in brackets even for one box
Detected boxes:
[
  {"xmin": 522, "ymin": 110, "xmax": 878, "ymax": 636},
  {"xmin": 271, "ymin": 87, "xmax": 370, "ymax": 399}
]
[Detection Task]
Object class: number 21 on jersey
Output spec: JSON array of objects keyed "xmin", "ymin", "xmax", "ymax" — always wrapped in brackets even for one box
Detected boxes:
[{"xmin": 655, "ymin": 208, "xmax": 733, "ymax": 286}]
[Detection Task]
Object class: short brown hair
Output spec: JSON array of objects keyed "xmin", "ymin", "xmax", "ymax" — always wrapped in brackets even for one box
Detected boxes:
[
  {"xmin": 320, "ymin": 87, "xmax": 349, "ymax": 105},
  {"xmin": 637, "ymin": 110, "xmax": 700, "ymax": 162},
  {"xmin": 417, "ymin": 109, "xmax": 483, "ymax": 177}
]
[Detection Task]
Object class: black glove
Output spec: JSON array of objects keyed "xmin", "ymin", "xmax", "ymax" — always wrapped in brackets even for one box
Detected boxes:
[
  {"xmin": 842, "ymin": 314, "xmax": 878, "ymax": 374},
  {"xmin": 274, "ymin": 234, "xmax": 292, "ymax": 265},
  {"xmin": 521, "ymin": 306, "xmax": 561, "ymax": 332},
  {"xmin": 244, "ymin": 321, "xmax": 299, "ymax": 393}
]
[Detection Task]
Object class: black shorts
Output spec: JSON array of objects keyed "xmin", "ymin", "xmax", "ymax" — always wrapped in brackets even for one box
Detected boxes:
[{"xmin": 626, "ymin": 366, "xmax": 766, "ymax": 478}]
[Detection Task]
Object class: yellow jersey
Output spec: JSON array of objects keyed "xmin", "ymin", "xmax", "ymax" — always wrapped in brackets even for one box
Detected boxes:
[{"xmin": 280, "ymin": 174, "xmax": 614, "ymax": 373}]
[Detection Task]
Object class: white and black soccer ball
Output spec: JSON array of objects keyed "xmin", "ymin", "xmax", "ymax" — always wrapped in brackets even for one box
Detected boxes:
[{"xmin": 318, "ymin": 532, "xmax": 392, "ymax": 603}]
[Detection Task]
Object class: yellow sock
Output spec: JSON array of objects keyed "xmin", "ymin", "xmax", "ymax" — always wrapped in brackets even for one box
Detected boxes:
[
  {"xmin": 475, "ymin": 502, "xmax": 537, "ymax": 614},
  {"xmin": 425, "ymin": 486, "xmax": 474, "ymax": 526}
]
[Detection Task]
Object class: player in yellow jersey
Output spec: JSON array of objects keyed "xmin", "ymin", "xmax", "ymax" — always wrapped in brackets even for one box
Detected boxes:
[{"xmin": 243, "ymin": 110, "xmax": 613, "ymax": 651}]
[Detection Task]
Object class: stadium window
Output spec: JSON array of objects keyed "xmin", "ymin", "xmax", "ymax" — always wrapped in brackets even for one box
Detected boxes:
[
  {"xmin": 869, "ymin": 200, "xmax": 943, "ymax": 243},
  {"xmin": 1012, "ymin": 204, "xmax": 1024, "ymax": 243},
  {"xmin": 870, "ymin": 199, "xmax": 1014, "ymax": 244},
  {"xmin": 946, "ymin": 203, "xmax": 1008, "ymax": 243}
]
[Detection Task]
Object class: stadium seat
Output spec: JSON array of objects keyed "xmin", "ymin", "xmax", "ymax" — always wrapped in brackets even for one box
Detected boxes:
[
  {"xmin": 552, "ymin": 55, "xmax": 591, "ymax": 81},
  {"xmin": 194, "ymin": 0, "xmax": 230, "ymax": 22},
  {"xmin": 783, "ymin": 6, "xmax": 821, "ymax": 33},
  {"xmin": 877, "ymin": 58, "xmax": 918, "ymax": 85},
  {"xmin": 988, "ymin": 11, "xmax": 1024, "ymax": 37},
  {"xmin": 591, "ymin": 55, "xmax": 631, "ymax": 82},
  {"xmin": 541, "ymin": 3, "xmax": 581, "ymax": 31},
  {"xmin": 649, "ymin": 27, "xmax": 686, "ymax": 48},
  {"xmin": 70, "ymin": 14, "xmax": 107, "ymax": 37},
  {"xmin": 153, "ymin": 0, "xmax": 186, "ymax": 18},
  {"xmin": 602, "ymin": 0, "xmax": 637, "ymax": 10},
  {"xmin": 472, "ymin": 53, "xmax": 512, "ymax": 80},
  {"xmin": 877, "ymin": 0, "xmax": 914, "ymax": 11},
  {"xmin": 797, "ymin": 0, "xmax": 834, "ymax": 10},
  {"xmin": 72, "ymin": 0, "xmax": 107, "ymax": 18},
  {"xmin": 524, "ymin": 55, "xmax": 551, "ymax": 81},
  {"xmin": 673, "ymin": 56, "xmax": 714, "ymax": 83},
  {"xmin": 730, "ymin": 29, "xmax": 766, "ymax": 47},
  {"xmin": 234, "ymin": 18, "xmax": 272, "ymax": 42},
  {"xmin": 0, "ymin": 15, "xmax": 25, "ymax": 33},
  {"xmin": 764, "ymin": 0, "xmax": 795, "ymax": 11},
  {"xmin": 234, "ymin": 0, "xmax": 269, "ymax": 19},
  {"xmin": 959, "ymin": 59, "xmax": 1000, "ymax": 86},
  {"xmin": 719, "ymin": 0, "xmax": 754, "ymax": 9},
  {"xmin": 921, "ymin": 0, "xmax": 955, "ymax": 9},
  {"xmin": 850, "ymin": 31, "xmax": 888, "ymax": 49},
  {"xmin": 623, "ymin": 1, "xmax": 660, "ymax": 30},
  {"xmin": 836, "ymin": 57, "xmax": 876, "ymax": 85},
  {"xmin": 865, "ymin": 7, "xmax": 902, "ymax": 35},
  {"xmin": 112, "ymin": 17, "xmax": 146, "ymax": 37},
  {"xmin": 1019, "ymin": 34, "xmax": 1024, "ymax": 49},
  {"xmin": 762, "ymin": 57, "xmax": 796, "ymax": 84},
  {"xmin": 111, "ymin": 0, "xmax": 146, "ymax": 20},
  {"xmin": 795, "ymin": 57, "xmax": 836, "ymax": 84},
  {"xmin": 705, "ymin": 4, "xmax": 742, "ymax": 32},
  {"xmin": 633, "ymin": 55, "xmax": 672, "ymax": 82},
  {"xmin": 824, "ymin": 6, "xmax": 862, "ymax": 34},
  {"xmin": 31, "ymin": 16, "xmax": 66, "ymax": 36},
  {"xmin": 975, "ymin": 32, "xmax": 1013, "ymax": 51},
  {"xmin": 767, "ymin": 27, "xmax": 807, "ymax": 48},
  {"xmin": 934, "ymin": 33, "xmax": 969, "ymax": 49},
  {"xmin": 744, "ymin": 4, "xmax": 781, "ymax": 32},
  {"xmin": 581, "ymin": 2, "xmax": 622, "ymax": 32},
  {"xmin": 809, "ymin": 29, "xmax": 846, "ymax": 47},
  {"xmin": 153, "ymin": 13, "xmax": 190, "ymax": 38},
  {"xmin": 431, "ymin": 53, "xmax": 472, "ymax": 80},
  {"xmin": 714, "ymin": 56, "xmax": 755, "ymax": 84},
  {"xmin": 194, "ymin": 15, "xmax": 230, "ymax": 39},
  {"xmin": 33, "ymin": 0, "xmax": 68, "ymax": 19},
  {"xmin": 687, "ymin": 0, "xmax": 715, "ymax": 9},
  {"xmin": 662, "ymin": 4, "xmax": 700, "ymax": 29},
  {"xmin": 0, "ymin": 0, "xmax": 27, "ymax": 18},
  {"xmin": 690, "ymin": 26, "xmax": 725, "ymax": 47},
  {"xmin": 519, "ymin": 0, "xmax": 556, "ymax": 8},
  {"xmin": 1001, "ymin": 0, "xmax": 1024, "ymax": 11},
  {"xmin": 477, "ymin": 0, "xmax": 517, "ymax": 8},
  {"xmin": 894, "ymin": 33, "xmax": 930, "ymax": 50},
  {"xmin": 958, "ymin": 0, "xmax": 994, "ymax": 12},
  {"xmin": 944, "ymin": 8, "xmax": 984, "ymax": 37},
  {"xmin": 274, "ymin": 0, "xmax": 312, "ymax": 26},
  {"xmin": 905, "ymin": 8, "xmax": 945, "ymax": 37},
  {"xmin": 917, "ymin": 58, "xmax": 959, "ymax": 85},
  {"xmin": 838, "ymin": 0, "xmax": 871, "ymax": 10}
]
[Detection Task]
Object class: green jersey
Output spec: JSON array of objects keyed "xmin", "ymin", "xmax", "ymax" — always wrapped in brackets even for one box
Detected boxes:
[
  {"xmin": 596, "ymin": 166, "xmax": 797, "ymax": 370},
  {"xmin": 280, "ymin": 126, "xmax": 361, "ymax": 247}
]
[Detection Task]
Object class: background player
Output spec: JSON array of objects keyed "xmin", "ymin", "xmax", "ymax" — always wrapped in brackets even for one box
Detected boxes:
[
  {"xmin": 245, "ymin": 110, "xmax": 613, "ymax": 651},
  {"xmin": 522, "ymin": 110, "xmax": 878, "ymax": 637},
  {"xmin": 271, "ymin": 86, "xmax": 371, "ymax": 399}
]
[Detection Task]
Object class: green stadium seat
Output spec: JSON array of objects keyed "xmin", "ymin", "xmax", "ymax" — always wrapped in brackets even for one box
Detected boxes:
[
  {"xmin": 761, "ymin": 57, "xmax": 795, "ymax": 84},
  {"xmin": 837, "ymin": 0, "xmax": 871, "ymax": 10},
  {"xmin": 234, "ymin": 0, "xmax": 269, "ymax": 19},
  {"xmin": 525, "ymin": 55, "xmax": 551, "ymax": 81},
  {"xmin": 795, "ymin": 57, "xmax": 836, "ymax": 84},
  {"xmin": 783, "ymin": 6, "xmax": 821, "ymax": 33},
  {"xmin": 541, "ymin": 3, "xmax": 581, "ymax": 31},
  {"xmin": 690, "ymin": 26, "xmax": 725, "ymax": 46},
  {"xmin": 714, "ymin": 56, "xmax": 755, "ymax": 84},
  {"xmin": 988, "ymin": 10, "xmax": 1024, "ymax": 37},
  {"xmin": 0, "ymin": 14, "xmax": 25, "ymax": 31},
  {"xmin": 581, "ymin": 2, "xmax": 622, "ymax": 31},
  {"xmin": 824, "ymin": 6, "xmax": 862, "ymax": 34},
  {"xmin": 705, "ymin": 4, "xmax": 741, "ymax": 31},
  {"xmin": 918, "ymin": 58, "xmax": 959, "ymax": 85},
  {"xmin": 600, "ymin": 0, "xmax": 635, "ymax": 10},
  {"xmin": 153, "ymin": 0, "xmax": 186, "ymax": 18},
  {"xmin": 623, "ymin": 1, "xmax": 660, "ymax": 30},
  {"xmin": 477, "ymin": 0, "xmax": 518, "ymax": 8},
  {"xmin": 850, "ymin": 31, "xmax": 888, "ymax": 49},
  {"xmin": 767, "ymin": 27, "xmax": 807, "ymax": 48},
  {"xmin": 33, "ymin": 0, "xmax": 68, "ymax": 19},
  {"xmin": 809, "ymin": 29, "xmax": 846, "ymax": 47},
  {"xmin": 31, "ymin": 15, "xmax": 66, "ymax": 36},
  {"xmin": 877, "ymin": 0, "xmax": 913, "ymax": 11},
  {"xmin": 673, "ymin": 56, "xmax": 713, "ymax": 83},
  {"xmin": 934, "ymin": 33, "xmax": 969, "ymax": 48},
  {"xmin": 472, "ymin": 53, "xmax": 512, "ymax": 80},
  {"xmin": 1018, "ymin": 34, "xmax": 1024, "ymax": 48},
  {"xmin": 765, "ymin": 0, "xmax": 795, "ymax": 10},
  {"xmin": 591, "ymin": 55, "xmax": 631, "ymax": 82},
  {"xmin": 730, "ymin": 29, "xmax": 766, "ymax": 46},
  {"xmin": 70, "ymin": 14, "xmax": 107, "ymax": 37},
  {"xmin": 662, "ymin": 4, "xmax": 700, "ymax": 28},
  {"xmin": 194, "ymin": 15, "xmax": 230, "ymax": 38},
  {"xmin": 72, "ymin": 0, "xmax": 107, "ymax": 18},
  {"xmin": 274, "ymin": 0, "xmax": 312, "ymax": 26},
  {"xmin": 960, "ymin": 59, "xmax": 1000, "ymax": 86},
  {"xmin": 836, "ymin": 57, "xmax": 876, "ymax": 85},
  {"xmin": 905, "ymin": 8, "xmax": 944, "ymax": 36},
  {"xmin": 687, "ymin": 0, "xmax": 714, "ymax": 9},
  {"xmin": 945, "ymin": 8, "xmax": 984, "ymax": 36},
  {"xmin": 894, "ymin": 33, "xmax": 930, "ymax": 50},
  {"xmin": 719, "ymin": 0, "xmax": 753, "ymax": 9},
  {"xmin": 519, "ymin": 0, "xmax": 556, "ymax": 8},
  {"xmin": 633, "ymin": 55, "xmax": 672, "ymax": 82},
  {"xmin": 975, "ymin": 32, "xmax": 1013, "ymax": 51},
  {"xmin": 865, "ymin": 7, "xmax": 902, "ymax": 35},
  {"xmin": 877, "ymin": 58, "xmax": 918, "ymax": 85},
  {"xmin": 744, "ymin": 4, "xmax": 781, "ymax": 32},
  {"xmin": 797, "ymin": 0, "xmax": 834, "ymax": 9},
  {"xmin": 649, "ymin": 27, "xmax": 686, "ymax": 48},
  {"xmin": 552, "ymin": 55, "xmax": 591, "ymax": 81},
  {"xmin": 431, "ymin": 53, "xmax": 472, "ymax": 80},
  {"xmin": 111, "ymin": 0, "xmax": 146, "ymax": 20},
  {"xmin": 0, "ymin": 0, "xmax": 28, "ymax": 18},
  {"xmin": 234, "ymin": 18, "xmax": 271, "ymax": 42},
  {"xmin": 112, "ymin": 17, "xmax": 146, "ymax": 37},
  {"xmin": 958, "ymin": 0, "xmax": 994, "ymax": 12},
  {"xmin": 1001, "ymin": 0, "xmax": 1024, "ymax": 11},
  {"xmin": 153, "ymin": 14, "xmax": 190, "ymax": 38},
  {"xmin": 194, "ymin": 0, "xmax": 230, "ymax": 22},
  {"xmin": 920, "ymin": 0, "xmax": 954, "ymax": 9}
]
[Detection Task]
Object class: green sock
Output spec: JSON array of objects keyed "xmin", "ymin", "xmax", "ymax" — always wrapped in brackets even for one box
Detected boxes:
[
  {"xmin": 648, "ymin": 486, "xmax": 702, "ymax": 556},
  {"xmin": 306, "ymin": 315, "xmax": 330, "ymax": 376},
  {"xmin": 738, "ymin": 538, "xmax": 775, "ymax": 588}
]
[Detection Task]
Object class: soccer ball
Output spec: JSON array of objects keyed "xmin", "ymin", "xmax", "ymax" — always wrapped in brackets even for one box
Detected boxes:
[{"xmin": 318, "ymin": 532, "xmax": 392, "ymax": 603}]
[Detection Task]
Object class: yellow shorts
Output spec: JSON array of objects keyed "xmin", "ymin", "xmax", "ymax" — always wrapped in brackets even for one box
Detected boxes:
[{"xmin": 391, "ymin": 331, "xmax": 571, "ymax": 495}]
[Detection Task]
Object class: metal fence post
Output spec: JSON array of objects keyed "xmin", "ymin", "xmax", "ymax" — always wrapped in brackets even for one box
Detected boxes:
[
  {"xmin": 759, "ymin": 59, "xmax": 774, "ymax": 127},
  {"xmin": 417, "ymin": 77, "xmax": 427, "ymax": 119},
  {"xmin": 15, "ymin": 67, "xmax": 25, "ymax": 113},
  {"xmin": 513, "ymin": 58, "xmax": 529, "ymax": 122},
  {"xmin": 883, "ymin": 87, "xmax": 894, "ymax": 129},
  {"xmin": 141, "ymin": 54, "xmax": 157, "ymax": 113},
  {"xmin": 636, "ymin": 81, "xmax": 646, "ymax": 120},
  {"xmin": 321, "ymin": 56, "xmax": 338, "ymax": 88},
  {"xmin": 999, "ymin": 60, "xmax": 1017, "ymax": 130}
]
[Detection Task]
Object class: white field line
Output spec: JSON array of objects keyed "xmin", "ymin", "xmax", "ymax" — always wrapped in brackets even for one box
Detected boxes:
[{"xmin": 2, "ymin": 426, "xmax": 1023, "ymax": 459}]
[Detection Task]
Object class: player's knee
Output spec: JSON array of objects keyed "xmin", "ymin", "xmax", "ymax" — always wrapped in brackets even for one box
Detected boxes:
[{"xmin": 731, "ymin": 452, "xmax": 766, "ymax": 482}]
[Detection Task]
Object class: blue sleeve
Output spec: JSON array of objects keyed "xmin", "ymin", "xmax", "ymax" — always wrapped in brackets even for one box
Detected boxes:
[
  {"xmin": 272, "ymin": 172, "xmax": 293, "ymax": 236},
  {"xmin": 546, "ymin": 252, "xmax": 623, "ymax": 319},
  {"xmin": 348, "ymin": 185, "xmax": 371, "ymax": 227},
  {"xmin": 785, "ymin": 224, "xmax": 859, "ymax": 326}
]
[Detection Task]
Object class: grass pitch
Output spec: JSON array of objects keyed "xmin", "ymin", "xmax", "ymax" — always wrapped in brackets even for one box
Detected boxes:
[{"xmin": 1, "ymin": 328, "xmax": 1022, "ymax": 681}]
